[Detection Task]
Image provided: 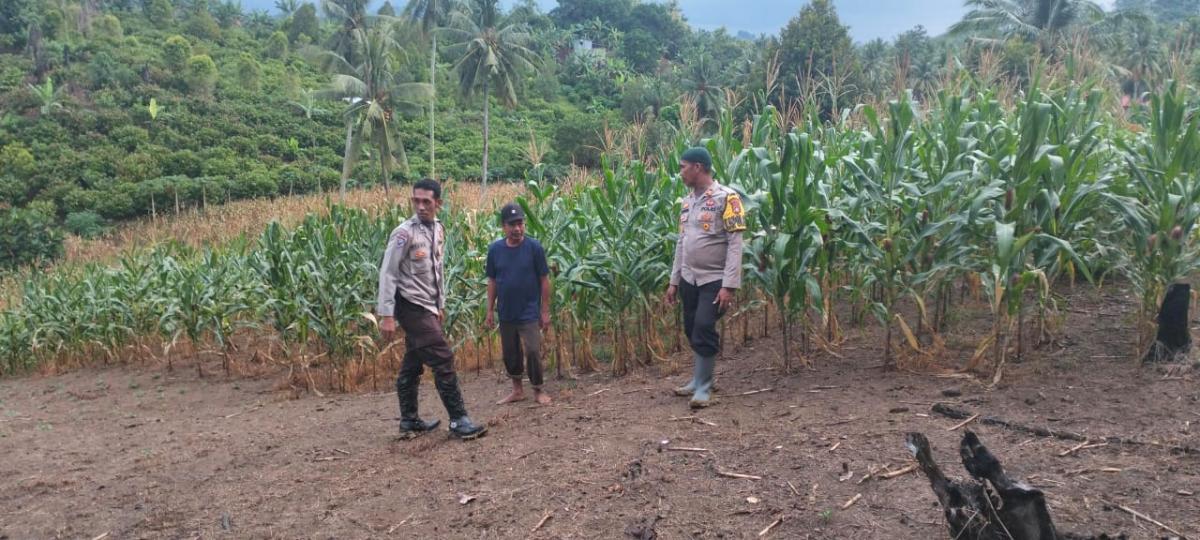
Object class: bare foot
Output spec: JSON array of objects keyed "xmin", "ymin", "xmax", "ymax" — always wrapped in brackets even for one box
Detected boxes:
[
  {"xmin": 534, "ymin": 390, "xmax": 552, "ymax": 405},
  {"xmin": 497, "ymin": 391, "xmax": 526, "ymax": 405}
]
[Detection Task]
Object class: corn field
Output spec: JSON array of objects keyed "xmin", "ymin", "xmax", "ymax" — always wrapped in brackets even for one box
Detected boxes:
[{"xmin": 3, "ymin": 76, "xmax": 1200, "ymax": 387}]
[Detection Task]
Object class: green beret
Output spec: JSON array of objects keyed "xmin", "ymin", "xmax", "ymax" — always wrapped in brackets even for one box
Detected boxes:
[{"xmin": 680, "ymin": 147, "xmax": 712, "ymax": 169}]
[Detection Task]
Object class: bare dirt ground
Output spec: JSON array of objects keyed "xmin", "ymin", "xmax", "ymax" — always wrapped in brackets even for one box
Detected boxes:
[{"xmin": 2, "ymin": 287, "xmax": 1198, "ymax": 539}]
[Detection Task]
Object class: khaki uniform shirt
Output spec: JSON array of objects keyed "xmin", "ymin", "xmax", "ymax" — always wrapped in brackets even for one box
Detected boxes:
[
  {"xmin": 670, "ymin": 182, "xmax": 747, "ymax": 288},
  {"xmin": 377, "ymin": 216, "xmax": 446, "ymax": 317}
]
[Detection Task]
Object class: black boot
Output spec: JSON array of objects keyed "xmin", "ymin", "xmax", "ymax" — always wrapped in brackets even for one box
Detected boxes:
[
  {"xmin": 397, "ymin": 370, "xmax": 435, "ymax": 437},
  {"xmin": 448, "ymin": 416, "xmax": 488, "ymax": 440},
  {"xmin": 399, "ymin": 417, "xmax": 441, "ymax": 437},
  {"xmin": 433, "ymin": 372, "xmax": 469, "ymax": 420}
]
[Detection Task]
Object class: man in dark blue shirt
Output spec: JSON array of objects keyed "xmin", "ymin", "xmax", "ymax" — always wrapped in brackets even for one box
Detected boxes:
[{"xmin": 486, "ymin": 203, "xmax": 553, "ymax": 405}]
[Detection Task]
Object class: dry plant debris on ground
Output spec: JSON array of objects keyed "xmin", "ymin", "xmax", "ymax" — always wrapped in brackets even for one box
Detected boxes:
[{"xmin": 1, "ymin": 288, "xmax": 1197, "ymax": 539}]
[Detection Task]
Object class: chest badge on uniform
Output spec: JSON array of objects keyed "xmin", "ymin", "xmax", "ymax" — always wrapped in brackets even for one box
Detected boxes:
[
  {"xmin": 705, "ymin": 198, "xmax": 716, "ymax": 208},
  {"xmin": 413, "ymin": 250, "xmax": 428, "ymax": 260},
  {"xmin": 702, "ymin": 223, "xmax": 711, "ymax": 231},
  {"xmin": 699, "ymin": 212, "xmax": 714, "ymax": 223}
]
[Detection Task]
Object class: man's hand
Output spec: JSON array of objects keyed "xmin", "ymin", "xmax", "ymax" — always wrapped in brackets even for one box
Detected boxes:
[
  {"xmin": 485, "ymin": 311, "xmax": 495, "ymax": 329},
  {"xmin": 665, "ymin": 284, "xmax": 678, "ymax": 306},
  {"xmin": 380, "ymin": 316, "xmax": 397, "ymax": 342},
  {"xmin": 539, "ymin": 308, "xmax": 551, "ymax": 331},
  {"xmin": 437, "ymin": 310, "xmax": 445, "ymax": 324},
  {"xmin": 714, "ymin": 288, "xmax": 735, "ymax": 312}
]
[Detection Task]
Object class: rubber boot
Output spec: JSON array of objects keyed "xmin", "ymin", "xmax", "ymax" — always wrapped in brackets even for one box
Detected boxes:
[
  {"xmin": 398, "ymin": 417, "xmax": 440, "ymax": 437},
  {"xmin": 449, "ymin": 416, "xmax": 488, "ymax": 440},
  {"xmin": 673, "ymin": 353, "xmax": 703, "ymax": 396},
  {"xmin": 397, "ymin": 372, "xmax": 437, "ymax": 437},
  {"xmin": 689, "ymin": 354, "xmax": 716, "ymax": 409}
]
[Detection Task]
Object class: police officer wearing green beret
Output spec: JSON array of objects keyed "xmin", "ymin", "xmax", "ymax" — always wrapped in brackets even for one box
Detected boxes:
[{"xmin": 665, "ymin": 147, "xmax": 746, "ymax": 408}]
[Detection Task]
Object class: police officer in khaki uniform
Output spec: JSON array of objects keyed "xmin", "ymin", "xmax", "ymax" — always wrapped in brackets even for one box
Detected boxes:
[
  {"xmin": 665, "ymin": 148, "xmax": 746, "ymax": 409},
  {"xmin": 378, "ymin": 179, "xmax": 487, "ymax": 439}
]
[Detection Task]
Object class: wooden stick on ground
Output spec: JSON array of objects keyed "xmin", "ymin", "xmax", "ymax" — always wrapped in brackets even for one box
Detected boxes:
[
  {"xmin": 531, "ymin": 512, "xmax": 552, "ymax": 533},
  {"xmin": 878, "ymin": 463, "xmax": 918, "ymax": 479},
  {"xmin": 1102, "ymin": 500, "xmax": 1185, "ymax": 538},
  {"xmin": 667, "ymin": 446, "xmax": 710, "ymax": 453},
  {"xmin": 786, "ymin": 481, "xmax": 801, "ymax": 497},
  {"xmin": 947, "ymin": 413, "xmax": 980, "ymax": 431},
  {"xmin": 737, "ymin": 388, "xmax": 773, "ymax": 396},
  {"xmin": 930, "ymin": 404, "xmax": 1200, "ymax": 455},
  {"xmin": 387, "ymin": 514, "xmax": 414, "ymax": 533},
  {"xmin": 717, "ymin": 469, "xmax": 763, "ymax": 480},
  {"xmin": 1059, "ymin": 441, "xmax": 1107, "ymax": 457},
  {"xmin": 841, "ymin": 493, "xmax": 862, "ymax": 509},
  {"xmin": 757, "ymin": 517, "xmax": 783, "ymax": 537},
  {"xmin": 670, "ymin": 416, "xmax": 717, "ymax": 426}
]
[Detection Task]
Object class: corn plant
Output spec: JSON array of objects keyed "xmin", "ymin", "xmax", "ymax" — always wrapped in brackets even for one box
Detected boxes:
[
  {"xmin": 746, "ymin": 130, "xmax": 828, "ymax": 372},
  {"xmin": 1106, "ymin": 81, "xmax": 1200, "ymax": 352}
]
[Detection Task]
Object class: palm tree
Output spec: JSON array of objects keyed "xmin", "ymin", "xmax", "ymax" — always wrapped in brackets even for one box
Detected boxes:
[
  {"xmin": 289, "ymin": 89, "xmax": 329, "ymax": 148},
  {"xmin": 1115, "ymin": 16, "xmax": 1163, "ymax": 98},
  {"xmin": 274, "ymin": 0, "xmax": 301, "ymax": 15},
  {"xmin": 403, "ymin": 0, "xmax": 451, "ymax": 180},
  {"xmin": 681, "ymin": 53, "xmax": 723, "ymax": 120},
  {"xmin": 319, "ymin": 26, "xmax": 433, "ymax": 199},
  {"xmin": 443, "ymin": 0, "xmax": 538, "ymax": 187},
  {"xmin": 28, "ymin": 77, "xmax": 67, "ymax": 116},
  {"xmin": 321, "ymin": 0, "xmax": 369, "ymax": 66},
  {"xmin": 950, "ymin": 0, "xmax": 1106, "ymax": 52}
]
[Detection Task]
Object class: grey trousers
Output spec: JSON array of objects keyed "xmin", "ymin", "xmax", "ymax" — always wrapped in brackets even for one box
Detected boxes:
[{"xmin": 499, "ymin": 321, "xmax": 544, "ymax": 387}]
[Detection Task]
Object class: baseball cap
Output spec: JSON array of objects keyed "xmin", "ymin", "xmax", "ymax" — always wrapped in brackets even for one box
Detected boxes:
[{"xmin": 500, "ymin": 202, "xmax": 525, "ymax": 224}]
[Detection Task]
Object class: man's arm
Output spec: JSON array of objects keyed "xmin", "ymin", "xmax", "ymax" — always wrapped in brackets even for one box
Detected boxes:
[
  {"xmin": 437, "ymin": 223, "xmax": 447, "ymax": 313},
  {"xmin": 722, "ymin": 231, "xmax": 744, "ymax": 289},
  {"xmin": 485, "ymin": 278, "xmax": 497, "ymax": 327},
  {"xmin": 535, "ymin": 242, "xmax": 552, "ymax": 329},
  {"xmin": 539, "ymin": 274, "xmax": 552, "ymax": 330},
  {"xmin": 669, "ymin": 223, "xmax": 684, "ymax": 287},
  {"xmin": 377, "ymin": 228, "xmax": 409, "ymax": 317},
  {"xmin": 721, "ymin": 192, "xmax": 747, "ymax": 289},
  {"xmin": 377, "ymin": 228, "xmax": 409, "ymax": 340}
]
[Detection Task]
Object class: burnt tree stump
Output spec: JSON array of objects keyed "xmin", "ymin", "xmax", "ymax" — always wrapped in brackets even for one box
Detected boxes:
[
  {"xmin": 906, "ymin": 431, "xmax": 1128, "ymax": 540},
  {"xmin": 1143, "ymin": 283, "xmax": 1192, "ymax": 364}
]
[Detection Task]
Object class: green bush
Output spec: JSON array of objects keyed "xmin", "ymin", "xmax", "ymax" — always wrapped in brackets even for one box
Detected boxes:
[
  {"xmin": 110, "ymin": 125, "xmax": 150, "ymax": 152},
  {"xmin": 236, "ymin": 53, "xmax": 261, "ymax": 93},
  {"xmin": 0, "ymin": 207, "xmax": 63, "ymax": 269},
  {"xmin": 265, "ymin": 31, "xmax": 288, "ymax": 59},
  {"xmin": 553, "ymin": 110, "xmax": 606, "ymax": 168},
  {"xmin": 233, "ymin": 168, "xmax": 279, "ymax": 199},
  {"xmin": 163, "ymin": 35, "xmax": 192, "ymax": 72},
  {"xmin": 146, "ymin": 0, "xmax": 174, "ymax": 24},
  {"xmin": 64, "ymin": 211, "xmax": 107, "ymax": 239},
  {"xmin": 184, "ymin": 54, "xmax": 218, "ymax": 96}
]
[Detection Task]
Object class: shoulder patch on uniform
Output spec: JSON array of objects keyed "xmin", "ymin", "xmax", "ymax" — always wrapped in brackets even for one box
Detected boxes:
[
  {"xmin": 723, "ymin": 193, "xmax": 747, "ymax": 232},
  {"xmin": 393, "ymin": 229, "xmax": 410, "ymax": 249}
]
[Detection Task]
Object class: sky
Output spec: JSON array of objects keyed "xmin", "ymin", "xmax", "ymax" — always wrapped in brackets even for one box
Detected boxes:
[{"xmin": 240, "ymin": 1, "xmax": 1119, "ymax": 43}]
